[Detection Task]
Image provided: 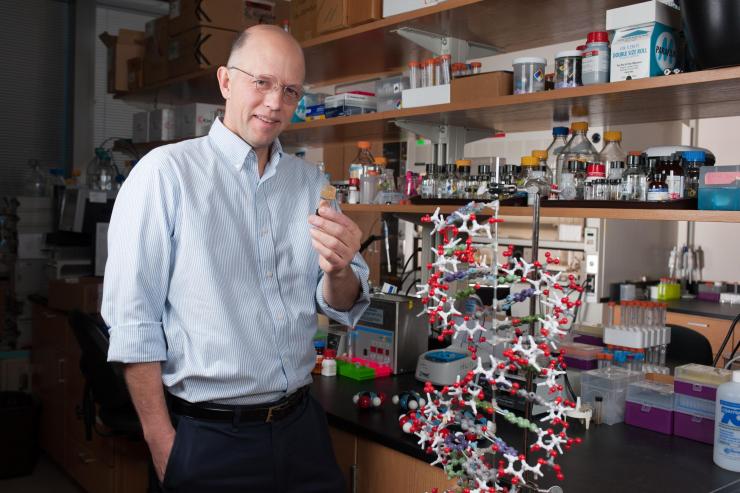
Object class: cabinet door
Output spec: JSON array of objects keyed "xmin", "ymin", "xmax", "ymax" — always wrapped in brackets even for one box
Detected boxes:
[
  {"xmin": 665, "ymin": 312, "xmax": 731, "ymax": 358},
  {"xmin": 329, "ymin": 426, "xmax": 356, "ymax": 493},
  {"xmin": 355, "ymin": 437, "xmax": 455, "ymax": 493},
  {"xmin": 32, "ymin": 305, "xmax": 68, "ymax": 466},
  {"xmin": 114, "ymin": 438, "xmax": 150, "ymax": 493},
  {"xmin": 66, "ymin": 439, "xmax": 115, "ymax": 493}
]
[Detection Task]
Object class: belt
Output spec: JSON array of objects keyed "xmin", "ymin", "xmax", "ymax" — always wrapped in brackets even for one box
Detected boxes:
[{"xmin": 168, "ymin": 385, "xmax": 310, "ymax": 424}]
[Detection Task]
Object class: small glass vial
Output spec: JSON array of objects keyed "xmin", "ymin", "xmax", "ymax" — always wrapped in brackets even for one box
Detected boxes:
[
  {"xmin": 683, "ymin": 150, "xmax": 705, "ymax": 198},
  {"xmin": 408, "ymin": 61, "xmax": 420, "ymax": 89},
  {"xmin": 420, "ymin": 60, "xmax": 428, "ymax": 88},
  {"xmin": 608, "ymin": 178, "xmax": 622, "ymax": 200},
  {"xmin": 455, "ymin": 159, "xmax": 471, "ymax": 198},
  {"xmin": 440, "ymin": 54, "xmax": 452, "ymax": 85},
  {"xmin": 470, "ymin": 61, "xmax": 482, "ymax": 75},
  {"xmin": 421, "ymin": 163, "xmax": 436, "ymax": 199},
  {"xmin": 647, "ymin": 173, "xmax": 669, "ymax": 202},
  {"xmin": 621, "ymin": 152, "xmax": 647, "ymax": 201},
  {"xmin": 348, "ymin": 177, "xmax": 360, "ymax": 204}
]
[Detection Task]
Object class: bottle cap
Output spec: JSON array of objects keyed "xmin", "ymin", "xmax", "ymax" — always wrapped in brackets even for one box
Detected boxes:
[
  {"xmin": 374, "ymin": 157, "xmax": 387, "ymax": 166},
  {"xmin": 604, "ymin": 131, "xmax": 622, "ymax": 142},
  {"xmin": 455, "ymin": 159, "xmax": 471, "ymax": 166},
  {"xmin": 513, "ymin": 56, "xmax": 547, "ymax": 65},
  {"xmin": 408, "ymin": 61, "xmax": 419, "ymax": 68},
  {"xmin": 470, "ymin": 61, "xmax": 482, "ymax": 68},
  {"xmin": 571, "ymin": 121, "xmax": 589, "ymax": 132},
  {"xmin": 553, "ymin": 126, "xmax": 569, "ymax": 136},
  {"xmin": 587, "ymin": 31, "xmax": 609, "ymax": 44},
  {"xmin": 357, "ymin": 141, "xmax": 371, "ymax": 149},
  {"xmin": 521, "ymin": 156, "xmax": 539, "ymax": 166},
  {"xmin": 682, "ymin": 150, "xmax": 706, "ymax": 162},
  {"xmin": 441, "ymin": 54, "xmax": 452, "ymax": 61},
  {"xmin": 532, "ymin": 150, "xmax": 548, "ymax": 160}
]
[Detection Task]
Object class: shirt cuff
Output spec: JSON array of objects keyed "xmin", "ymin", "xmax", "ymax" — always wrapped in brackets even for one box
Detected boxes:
[
  {"xmin": 107, "ymin": 322, "xmax": 168, "ymax": 363},
  {"xmin": 316, "ymin": 264, "xmax": 370, "ymax": 326}
]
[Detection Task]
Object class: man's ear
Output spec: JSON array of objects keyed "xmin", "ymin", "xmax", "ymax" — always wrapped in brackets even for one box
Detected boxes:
[{"xmin": 216, "ymin": 66, "xmax": 231, "ymax": 100}]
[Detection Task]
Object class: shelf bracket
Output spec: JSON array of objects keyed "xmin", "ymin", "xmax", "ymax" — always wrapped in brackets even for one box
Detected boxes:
[
  {"xmin": 392, "ymin": 26, "xmax": 500, "ymax": 61},
  {"xmin": 394, "ymin": 120, "xmax": 492, "ymax": 166}
]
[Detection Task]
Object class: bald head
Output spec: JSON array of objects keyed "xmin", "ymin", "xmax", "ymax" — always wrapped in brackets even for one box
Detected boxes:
[{"xmin": 227, "ymin": 24, "xmax": 305, "ymax": 81}]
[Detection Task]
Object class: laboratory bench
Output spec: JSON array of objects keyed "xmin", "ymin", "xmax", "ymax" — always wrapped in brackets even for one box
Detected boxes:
[
  {"xmin": 312, "ymin": 373, "xmax": 740, "ymax": 493},
  {"xmin": 664, "ymin": 299, "xmax": 740, "ymax": 322}
]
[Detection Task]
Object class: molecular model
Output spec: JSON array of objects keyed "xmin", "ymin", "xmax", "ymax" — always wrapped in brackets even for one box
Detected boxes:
[
  {"xmin": 402, "ymin": 201, "xmax": 585, "ymax": 492},
  {"xmin": 353, "ymin": 391, "xmax": 386, "ymax": 409}
]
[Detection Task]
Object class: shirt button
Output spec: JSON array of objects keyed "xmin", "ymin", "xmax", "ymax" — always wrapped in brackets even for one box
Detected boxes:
[{"xmin": 266, "ymin": 271, "xmax": 274, "ymax": 278}]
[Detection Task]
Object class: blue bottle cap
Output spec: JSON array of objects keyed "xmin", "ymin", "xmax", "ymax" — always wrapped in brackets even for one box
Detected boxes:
[
  {"xmin": 682, "ymin": 151, "xmax": 705, "ymax": 163},
  {"xmin": 552, "ymin": 126, "xmax": 569, "ymax": 136},
  {"xmin": 314, "ymin": 339, "xmax": 326, "ymax": 348}
]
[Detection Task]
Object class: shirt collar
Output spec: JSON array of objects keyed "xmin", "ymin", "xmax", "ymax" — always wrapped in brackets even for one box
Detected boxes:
[{"xmin": 208, "ymin": 117, "xmax": 283, "ymax": 172}]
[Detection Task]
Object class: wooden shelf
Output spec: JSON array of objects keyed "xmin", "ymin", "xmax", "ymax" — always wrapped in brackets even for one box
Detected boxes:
[
  {"xmin": 341, "ymin": 204, "xmax": 740, "ymax": 223},
  {"xmin": 302, "ymin": 0, "xmax": 635, "ymax": 84},
  {"xmin": 280, "ymin": 67, "xmax": 740, "ymax": 145}
]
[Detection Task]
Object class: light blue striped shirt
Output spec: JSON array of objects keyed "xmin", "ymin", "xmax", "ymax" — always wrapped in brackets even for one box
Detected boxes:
[{"xmin": 103, "ymin": 117, "xmax": 370, "ymax": 405}]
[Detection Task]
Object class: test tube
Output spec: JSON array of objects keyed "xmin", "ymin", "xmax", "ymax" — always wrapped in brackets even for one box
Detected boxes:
[
  {"xmin": 425, "ymin": 59, "xmax": 435, "ymax": 87},
  {"xmin": 605, "ymin": 301, "xmax": 615, "ymax": 328},
  {"xmin": 440, "ymin": 54, "xmax": 451, "ymax": 85},
  {"xmin": 420, "ymin": 61, "xmax": 428, "ymax": 88},
  {"xmin": 634, "ymin": 352, "xmax": 644, "ymax": 372},
  {"xmin": 593, "ymin": 396, "xmax": 603, "ymax": 425},
  {"xmin": 471, "ymin": 61, "xmax": 482, "ymax": 75},
  {"xmin": 433, "ymin": 57, "xmax": 442, "ymax": 86},
  {"xmin": 408, "ymin": 61, "xmax": 420, "ymax": 89}
]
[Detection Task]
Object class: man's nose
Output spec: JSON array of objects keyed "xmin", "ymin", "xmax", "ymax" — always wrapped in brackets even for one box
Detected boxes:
[{"xmin": 263, "ymin": 87, "xmax": 283, "ymax": 110}]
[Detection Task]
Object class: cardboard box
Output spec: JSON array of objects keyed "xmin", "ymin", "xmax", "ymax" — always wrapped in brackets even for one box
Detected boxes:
[
  {"xmin": 290, "ymin": 0, "xmax": 317, "ymax": 41},
  {"xmin": 175, "ymin": 103, "xmax": 224, "ymax": 138},
  {"xmin": 144, "ymin": 16, "xmax": 169, "ymax": 85},
  {"xmin": 316, "ymin": 0, "xmax": 381, "ymax": 34},
  {"xmin": 47, "ymin": 277, "xmax": 103, "ymax": 314},
  {"xmin": 450, "ymin": 71, "xmax": 513, "ymax": 103},
  {"xmin": 325, "ymin": 92, "xmax": 376, "ymax": 117},
  {"xmin": 168, "ymin": 27, "xmax": 238, "ymax": 78},
  {"xmin": 99, "ymin": 29, "xmax": 146, "ymax": 93},
  {"xmin": 383, "ymin": 0, "xmax": 441, "ymax": 18},
  {"xmin": 169, "ymin": 0, "xmax": 246, "ymax": 35},
  {"xmin": 149, "ymin": 108, "xmax": 176, "ymax": 142},
  {"xmin": 127, "ymin": 57, "xmax": 144, "ymax": 91},
  {"xmin": 244, "ymin": 0, "xmax": 291, "ymax": 26},
  {"xmin": 610, "ymin": 22, "xmax": 677, "ymax": 81},
  {"xmin": 132, "ymin": 111, "xmax": 149, "ymax": 143}
]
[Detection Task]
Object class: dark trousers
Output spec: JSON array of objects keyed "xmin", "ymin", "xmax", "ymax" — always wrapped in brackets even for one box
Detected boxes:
[{"xmin": 152, "ymin": 395, "xmax": 345, "ymax": 493}]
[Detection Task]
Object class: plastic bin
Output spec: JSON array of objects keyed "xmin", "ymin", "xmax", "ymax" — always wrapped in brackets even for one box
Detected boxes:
[
  {"xmin": 674, "ymin": 363, "xmax": 732, "ymax": 401},
  {"xmin": 0, "ymin": 392, "xmax": 39, "ymax": 478},
  {"xmin": 698, "ymin": 165, "xmax": 740, "ymax": 211},
  {"xmin": 624, "ymin": 380, "xmax": 674, "ymax": 434},
  {"xmin": 674, "ymin": 412, "xmax": 714, "ymax": 444},
  {"xmin": 674, "ymin": 393, "xmax": 715, "ymax": 420},
  {"xmin": 580, "ymin": 367, "xmax": 643, "ymax": 425},
  {"xmin": 512, "ymin": 57, "xmax": 546, "ymax": 94}
]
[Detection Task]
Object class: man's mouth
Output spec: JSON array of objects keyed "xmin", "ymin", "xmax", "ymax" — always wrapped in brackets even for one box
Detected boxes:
[{"xmin": 253, "ymin": 114, "xmax": 279, "ymax": 124}]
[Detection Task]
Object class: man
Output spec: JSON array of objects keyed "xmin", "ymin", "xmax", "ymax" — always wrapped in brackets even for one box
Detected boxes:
[{"xmin": 103, "ymin": 24, "xmax": 370, "ymax": 492}]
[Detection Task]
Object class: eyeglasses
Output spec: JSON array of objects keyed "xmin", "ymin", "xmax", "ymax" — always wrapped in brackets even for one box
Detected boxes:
[{"xmin": 227, "ymin": 66, "xmax": 304, "ymax": 104}]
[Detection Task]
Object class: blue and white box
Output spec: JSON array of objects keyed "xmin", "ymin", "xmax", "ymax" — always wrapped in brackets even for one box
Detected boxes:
[{"xmin": 607, "ymin": 0, "xmax": 680, "ymax": 82}]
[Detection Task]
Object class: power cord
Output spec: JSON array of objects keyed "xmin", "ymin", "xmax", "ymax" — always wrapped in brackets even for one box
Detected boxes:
[{"xmin": 713, "ymin": 312, "xmax": 740, "ymax": 367}]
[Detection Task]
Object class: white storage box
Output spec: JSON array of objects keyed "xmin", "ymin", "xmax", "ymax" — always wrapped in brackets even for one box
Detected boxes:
[
  {"xmin": 401, "ymin": 84, "xmax": 450, "ymax": 109},
  {"xmin": 132, "ymin": 111, "xmax": 149, "ymax": 143},
  {"xmin": 175, "ymin": 103, "xmax": 224, "ymax": 139},
  {"xmin": 383, "ymin": 0, "xmax": 445, "ymax": 17},
  {"xmin": 149, "ymin": 108, "xmax": 176, "ymax": 142},
  {"xmin": 606, "ymin": 0, "xmax": 681, "ymax": 31}
]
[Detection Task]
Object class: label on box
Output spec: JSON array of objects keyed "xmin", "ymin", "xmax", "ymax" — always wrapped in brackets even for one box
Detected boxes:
[{"xmin": 611, "ymin": 23, "xmax": 676, "ymax": 81}]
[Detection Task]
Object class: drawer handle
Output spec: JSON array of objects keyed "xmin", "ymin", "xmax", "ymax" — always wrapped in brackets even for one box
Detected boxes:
[
  {"xmin": 686, "ymin": 322, "xmax": 709, "ymax": 328},
  {"xmin": 78, "ymin": 452, "xmax": 95, "ymax": 464}
]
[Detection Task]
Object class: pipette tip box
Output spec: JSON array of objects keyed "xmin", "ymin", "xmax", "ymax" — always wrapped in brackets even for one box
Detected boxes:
[{"xmin": 624, "ymin": 380, "xmax": 674, "ymax": 434}]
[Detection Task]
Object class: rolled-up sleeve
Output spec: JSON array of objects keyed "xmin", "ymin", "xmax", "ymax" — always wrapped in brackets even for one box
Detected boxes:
[
  {"xmin": 315, "ymin": 252, "xmax": 371, "ymax": 326},
  {"xmin": 103, "ymin": 150, "xmax": 179, "ymax": 363}
]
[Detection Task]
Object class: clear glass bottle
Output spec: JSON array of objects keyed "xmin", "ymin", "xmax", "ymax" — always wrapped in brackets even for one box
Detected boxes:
[
  {"xmin": 522, "ymin": 156, "xmax": 548, "ymax": 205},
  {"xmin": 24, "ymin": 159, "xmax": 48, "ymax": 197},
  {"xmin": 600, "ymin": 130, "xmax": 627, "ymax": 179},
  {"xmin": 348, "ymin": 141, "xmax": 375, "ymax": 179},
  {"xmin": 621, "ymin": 152, "xmax": 647, "ymax": 201},
  {"xmin": 455, "ymin": 160, "xmax": 471, "ymax": 198},
  {"xmin": 556, "ymin": 121, "xmax": 598, "ymax": 185},
  {"xmin": 421, "ymin": 163, "xmax": 436, "ymax": 199},
  {"xmin": 683, "ymin": 150, "xmax": 705, "ymax": 199},
  {"xmin": 662, "ymin": 156, "xmax": 684, "ymax": 200},
  {"xmin": 545, "ymin": 126, "xmax": 570, "ymax": 186},
  {"xmin": 87, "ymin": 148, "xmax": 115, "ymax": 191},
  {"xmin": 435, "ymin": 164, "xmax": 449, "ymax": 199},
  {"xmin": 567, "ymin": 160, "xmax": 588, "ymax": 200},
  {"xmin": 531, "ymin": 150, "xmax": 553, "ymax": 185},
  {"xmin": 476, "ymin": 164, "xmax": 492, "ymax": 199},
  {"xmin": 647, "ymin": 173, "xmax": 669, "ymax": 202}
]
